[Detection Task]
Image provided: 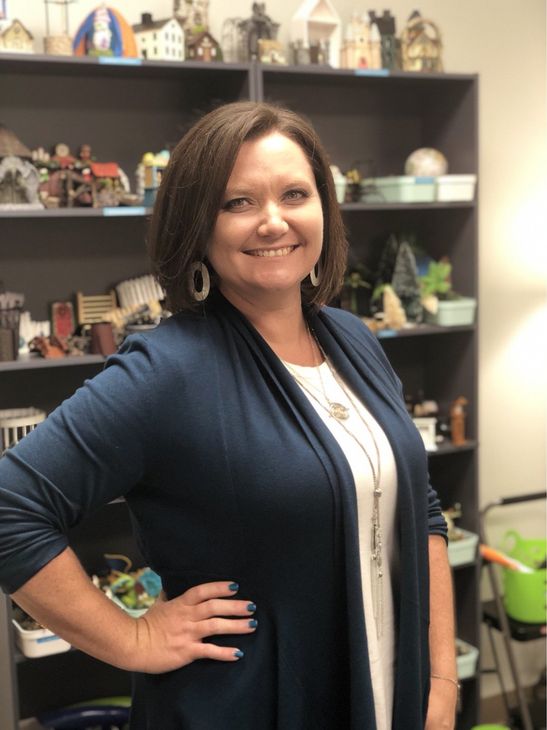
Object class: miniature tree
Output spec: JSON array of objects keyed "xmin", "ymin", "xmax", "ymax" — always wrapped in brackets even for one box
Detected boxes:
[{"xmin": 391, "ymin": 240, "xmax": 422, "ymax": 322}]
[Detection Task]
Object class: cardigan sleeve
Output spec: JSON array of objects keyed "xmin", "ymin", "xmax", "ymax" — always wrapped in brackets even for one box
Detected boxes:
[{"xmin": 0, "ymin": 334, "xmax": 159, "ymax": 594}]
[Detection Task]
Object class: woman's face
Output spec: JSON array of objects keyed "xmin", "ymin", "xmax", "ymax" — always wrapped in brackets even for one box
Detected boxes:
[{"xmin": 207, "ymin": 131, "xmax": 324, "ymax": 309}]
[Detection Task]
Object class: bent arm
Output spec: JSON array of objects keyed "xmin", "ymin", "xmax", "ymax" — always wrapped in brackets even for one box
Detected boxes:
[{"xmin": 11, "ymin": 547, "xmax": 138, "ymax": 670}]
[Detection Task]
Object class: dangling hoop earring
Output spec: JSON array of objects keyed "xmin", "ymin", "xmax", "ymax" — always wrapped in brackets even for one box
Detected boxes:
[
  {"xmin": 189, "ymin": 261, "xmax": 210, "ymax": 302},
  {"xmin": 309, "ymin": 260, "xmax": 321, "ymax": 287}
]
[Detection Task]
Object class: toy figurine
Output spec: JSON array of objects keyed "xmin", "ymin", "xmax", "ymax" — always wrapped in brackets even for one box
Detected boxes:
[
  {"xmin": 450, "ymin": 396, "xmax": 468, "ymax": 445},
  {"xmin": 72, "ymin": 4, "xmax": 138, "ymax": 57},
  {"xmin": 43, "ymin": 0, "xmax": 74, "ymax": 55},
  {"xmin": 0, "ymin": 125, "xmax": 43, "ymax": 208}
]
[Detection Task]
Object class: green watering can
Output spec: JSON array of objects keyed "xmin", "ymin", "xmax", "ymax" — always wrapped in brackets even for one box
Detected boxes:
[{"xmin": 502, "ymin": 530, "xmax": 547, "ymax": 624}]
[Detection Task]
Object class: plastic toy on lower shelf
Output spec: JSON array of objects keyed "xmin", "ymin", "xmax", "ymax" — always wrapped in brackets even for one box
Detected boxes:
[{"xmin": 456, "ymin": 638, "xmax": 479, "ymax": 680}]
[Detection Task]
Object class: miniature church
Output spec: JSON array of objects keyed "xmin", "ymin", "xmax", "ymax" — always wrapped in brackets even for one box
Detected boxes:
[{"xmin": 340, "ymin": 13, "xmax": 382, "ymax": 70}]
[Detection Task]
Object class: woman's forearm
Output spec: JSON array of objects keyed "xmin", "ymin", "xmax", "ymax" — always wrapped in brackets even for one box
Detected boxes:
[
  {"xmin": 428, "ymin": 534, "xmax": 457, "ymax": 676},
  {"xmin": 11, "ymin": 547, "xmax": 138, "ymax": 670}
]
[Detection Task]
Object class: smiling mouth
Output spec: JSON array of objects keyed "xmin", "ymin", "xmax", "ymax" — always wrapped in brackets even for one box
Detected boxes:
[{"xmin": 246, "ymin": 245, "xmax": 299, "ymax": 258}]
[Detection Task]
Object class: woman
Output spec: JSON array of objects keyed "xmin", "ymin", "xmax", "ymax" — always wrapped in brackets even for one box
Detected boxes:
[{"xmin": 0, "ymin": 102, "xmax": 457, "ymax": 729}]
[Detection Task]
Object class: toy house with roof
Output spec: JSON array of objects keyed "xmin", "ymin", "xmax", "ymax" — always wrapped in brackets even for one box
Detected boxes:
[
  {"xmin": 290, "ymin": 0, "xmax": 341, "ymax": 68},
  {"xmin": 133, "ymin": 13, "xmax": 185, "ymax": 61}
]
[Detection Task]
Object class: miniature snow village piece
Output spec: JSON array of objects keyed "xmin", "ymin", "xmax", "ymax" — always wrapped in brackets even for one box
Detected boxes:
[
  {"xmin": 174, "ymin": 0, "xmax": 221, "ymax": 60},
  {"xmin": 43, "ymin": 0, "xmax": 74, "ymax": 55},
  {"xmin": 0, "ymin": 10, "xmax": 34, "ymax": 54},
  {"xmin": 400, "ymin": 11, "xmax": 443, "ymax": 72},
  {"xmin": 0, "ymin": 125, "xmax": 43, "ymax": 209},
  {"xmin": 258, "ymin": 38, "xmax": 286, "ymax": 64},
  {"xmin": 132, "ymin": 13, "xmax": 185, "ymax": 61},
  {"xmin": 72, "ymin": 4, "xmax": 138, "ymax": 57},
  {"xmin": 221, "ymin": 18, "xmax": 246, "ymax": 63},
  {"xmin": 237, "ymin": 3, "xmax": 280, "ymax": 62},
  {"xmin": 290, "ymin": 0, "xmax": 341, "ymax": 68},
  {"xmin": 340, "ymin": 13, "xmax": 381, "ymax": 70},
  {"xmin": 382, "ymin": 285, "xmax": 406, "ymax": 329},
  {"xmin": 450, "ymin": 396, "xmax": 468, "ymax": 445},
  {"xmin": 368, "ymin": 10, "xmax": 399, "ymax": 70},
  {"xmin": 186, "ymin": 30, "xmax": 221, "ymax": 61}
]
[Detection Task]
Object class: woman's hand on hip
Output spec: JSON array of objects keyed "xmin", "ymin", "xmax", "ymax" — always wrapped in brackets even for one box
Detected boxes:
[{"xmin": 131, "ymin": 581, "xmax": 257, "ymax": 673}]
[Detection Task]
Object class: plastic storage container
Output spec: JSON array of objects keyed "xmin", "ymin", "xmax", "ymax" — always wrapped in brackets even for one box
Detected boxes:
[
  {"xmin": 12, "ymin": 617, "xmax": 71, "ymax": 658},
  {"xmin": 448, "ymin": 529, "xmax": 479, "ymax": 567},
  {"xmin": 361, "ymin": 176, "xmax": 436, "ymax": 203},
  {"xmin": 436, "ymin": 174, "xmax": 477, "ymax": 202},
  {"xmin": 502, "ymin": 530, "xmax": 547, "ymax": 624},
  {"xmin": 432, "ymin": 298, "xmax": 477, "ymax": 326},
  {"xmin": 456, "ymin": 638, "xmax": 479, "ymax": 679}
]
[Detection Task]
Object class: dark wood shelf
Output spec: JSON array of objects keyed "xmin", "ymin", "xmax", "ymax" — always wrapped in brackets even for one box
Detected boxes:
[
  {"xmin": 341, "ymin": 201, "xmax": 475, "ymax": 211},
  {"xmin": 0, "ymin": 207, "xmax": 152, "ymax": 219},
  {"xmin": 428, "ymin": 440, "xmax": 479, "ymax": 457},
  {"xmin": 0, "ymin": 354, "xmax": 105, "ymax": 372},
  {"xmin": 375, "ymin": 323, "xmax": 476, "ymax": 338}
]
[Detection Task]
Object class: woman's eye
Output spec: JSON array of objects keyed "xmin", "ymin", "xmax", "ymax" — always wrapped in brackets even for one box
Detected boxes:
[
  {"xmin": 284, "ymin": 189, "xmax": 308, "ymax": 202},
  {"xmin": 223, "ymin": 197, "xmax": 249, "ymax": 211}
]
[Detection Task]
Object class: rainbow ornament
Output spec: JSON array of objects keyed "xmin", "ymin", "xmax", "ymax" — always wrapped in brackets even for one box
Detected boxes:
[{"xmin": 72, "ymin": 5, "xmax": 137, "ymax": 57}]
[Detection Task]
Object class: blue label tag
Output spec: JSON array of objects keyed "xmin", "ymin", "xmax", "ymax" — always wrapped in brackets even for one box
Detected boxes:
[
  {"xmin": 102, "ymin": 207, "xmax": 147, "ymax": 217},
  {"xmin": 99, "ymin": 57, "xmax": 142, "ymax": 66},
  {"xmin": 37, "ymin": 634, "xmax": 60, "ymax": 643},
  {"xmin": 415, "ymin": 177, "xmax": 435, "ymax": 184},
  {"xmin": 377, "ymin": 329, "xmax": 397, "ymax": 338},
  {"xmin": 354, "ymin": 69, "xmax": 390, "ymax": 77}
]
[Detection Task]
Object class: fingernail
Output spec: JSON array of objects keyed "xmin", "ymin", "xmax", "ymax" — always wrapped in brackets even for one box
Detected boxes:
[
  {"xmin": 234, "ymin": 649, "xmax": 244, "ymax": 659},
  {"xmin": 248, "ymin": 618, "xmax": 258, "ymax": 629},
  {"xmin": 228, "ymin": 582, "xmax": 239, "ymax": 592},
  {"xmin": 247, "ymin": 603, "xmax": 257, "ymax": 613}
]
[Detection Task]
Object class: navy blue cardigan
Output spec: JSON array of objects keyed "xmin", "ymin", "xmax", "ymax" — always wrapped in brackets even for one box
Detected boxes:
[{"xmin": 0, "ymin": 294, "xmax": 446, "ymax": 729}]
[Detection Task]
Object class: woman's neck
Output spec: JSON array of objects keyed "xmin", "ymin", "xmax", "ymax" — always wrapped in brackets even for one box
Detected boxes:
[{"xmin": 218, "ymin": 285, "xmax": 321, "ymax": 366}]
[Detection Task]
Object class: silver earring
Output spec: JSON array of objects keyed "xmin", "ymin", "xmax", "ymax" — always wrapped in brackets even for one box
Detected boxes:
[
  {"xmin": 189, "ymin": 261, "xmax": 210, "ymax": 301},
  {"xmin": 309, "ymin": 260, "xmax": 321, "ymax": 287}
]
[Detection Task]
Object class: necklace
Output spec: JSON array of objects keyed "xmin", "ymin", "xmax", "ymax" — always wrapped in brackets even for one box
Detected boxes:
[{"xmin": 284, "ymin": 327, "xmax": 384, "ymax": 637}]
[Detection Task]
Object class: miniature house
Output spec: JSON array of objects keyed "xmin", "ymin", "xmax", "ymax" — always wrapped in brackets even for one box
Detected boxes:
[
  {"xmin": 0, "ymin": 125, "xmax": 42, "ymax": 208},
  {"xmin": 0, "ymin": 18, "xmax": 34, "ymax": 53},
  {"xmin": 186, "ymin": 31, "xmax": 221, "ymax": 62},
  {"xmin": 340, "ymin": 14, "xmax": 381, "ymax": 70},
  {"xmin": 132, "ymin": 13, "xmax": 185, "ymax": 61},
  {"xmin": 290, "ymin": 0, "xmax": 341, "ymax": 68}
]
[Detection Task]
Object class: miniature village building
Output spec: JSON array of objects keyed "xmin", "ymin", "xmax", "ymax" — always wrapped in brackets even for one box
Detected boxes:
[
  {"xmin": 0, "ymin": 18, "xmax": 34, "ymax": 53},
  {"xmin": 0, "ymin": 125, "xmax": 42, "ymax": 208},
  {"xmin": 186, "ymin": 31, "xmax": 221, "ymax": 62},
  {"xmin": 290, "ymin": 0, "xmax": 341, "ymax": 68},
  {"xmin": 340, "ymin": 14, "xmax": 381, "ymax": 70},
  {"xmin": 132, "ymin": 13, "xmax": 185, "ymax": 61}
]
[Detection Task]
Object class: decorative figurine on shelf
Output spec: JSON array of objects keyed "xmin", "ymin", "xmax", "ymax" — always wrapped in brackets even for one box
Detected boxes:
[
  {"xmin": 132, "ymin": 12, "xmax": 185, "ymax": 61},
  {"xmin": 290, "ymin": 0, "xmax": 340, "ymax": 68},
  {"xmin": 400, "ymin": 11, "xmax": 443, "ymax": 72},
  {"xmin": 329, "ymin": 164, "xmax": 346, "ymax": 203},
  {"xmin": 136, "ymin": 150, "xmax": 170, "ymax": 206},
  {"xmin": 51, "ymin": 301, "xmax": 76, "ymax": 342},
  {"xmin": 0, "ymin": 125, "xmax": 43, "ymax": 209},
  {"xmin": 238, "ymin": 3, "xmax": 279, "ymax": 61},
  {"xmin": 368, "ymin": 10, "xmax": 400, "ymax": 70},
  {"xmin": 43, "ymin": 0, "xmax": 74, "ymax": 56},
  {"xmin": 175, "ymin": 0, "xmax": 221, "ymax": 61},
  {"xmin": 342, "ymin": 265, "xmax": 371, "ymax": 316},
  {"xmin": 450, "ymin": 396, "xmax": 468, "ymax": 445},
  {"xmin": 186, "ymin": 30, "xmax": 222, "ymax": 61},
  {"xmin": 382, "ymin": 284, "xmax": 407, "ymax": 329},
  {"xmin": 391, "ymin": 240, "xmax": 423, "ymax": 322},
  {"xmin": 0, "ymin": 2, "xmax": 35, "ymax": 54},
  {"xmin": 72, "ymin": 4, "xmax": 138, "ymax": 58},
  {"xmin": 340, "ymin": 13, "xmax": 381, "ymax": 70},
  {"xmin": 258, "ymin": 38, "xmax": 286, "ymax": 64}
]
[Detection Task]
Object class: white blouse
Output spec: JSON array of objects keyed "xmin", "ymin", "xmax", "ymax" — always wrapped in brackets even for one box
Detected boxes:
[{"xmin": 284, "ymin": 360, "xmax": 399, "ymax": 730}]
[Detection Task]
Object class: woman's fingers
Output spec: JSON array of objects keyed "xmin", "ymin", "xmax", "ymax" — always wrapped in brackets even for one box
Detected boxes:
[
  {"xmin": 197, "ymin": 642, "xmax": 245, "ymax": 662},
  {"xmin": 182, "ymin": 581, "xmax": 240, "ymax": 606},
  {"xmin": 195, "ymin": 616, "xmax": 258, "ymax": 640},
  {"xmin": 192, "ymin": 598, "xmax": 256, "ymax": 621}
]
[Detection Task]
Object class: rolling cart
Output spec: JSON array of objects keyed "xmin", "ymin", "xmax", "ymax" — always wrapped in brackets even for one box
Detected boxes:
[{"xmin": 480, "ymin": 492, "xmax": 546, "ymax": 730}]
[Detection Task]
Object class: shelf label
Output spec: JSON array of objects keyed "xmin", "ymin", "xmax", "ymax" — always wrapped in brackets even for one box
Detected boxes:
[
  {"xmin": 102, "ymin": 207, "xmax": 147, "ymax": 217},
  {"xmin": 99, "ymin": 57, "xmax": 142, "ymax": 66},
  {"xmin": 354, "ymin": 69, "xmax": 390, "ymax": 77},
  {"xmin": 377, "ymin": 329, "xmax": 397, "ymax": 338}
]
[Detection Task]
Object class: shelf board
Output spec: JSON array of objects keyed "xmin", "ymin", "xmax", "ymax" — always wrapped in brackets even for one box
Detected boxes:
[
  {"xmin": 341, "ymin": 201, "xmax": 475, "ymax": 212},
  {"xmin": 375, "ymin": 323, "xmax": 476, "ymax": 338},
  {"xmin": 260, "ymin": 64, "xmax": 477, "ymax": 83},
  {"xmin": 0, "ymin": 354, "xmax": 105, "ymax": 372},
  {"xmin": 427, "ymin": 440, "xmax": 479, "ymax": 457},
  {"xmin": 0, "ymin": 206, "xmax": 152, "ymax": 219}
]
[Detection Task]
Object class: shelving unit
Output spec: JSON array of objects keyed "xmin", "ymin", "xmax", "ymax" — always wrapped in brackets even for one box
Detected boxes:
[{"xmin": 0, "ymin": 55, "xmax": 479, "ymax": 729}]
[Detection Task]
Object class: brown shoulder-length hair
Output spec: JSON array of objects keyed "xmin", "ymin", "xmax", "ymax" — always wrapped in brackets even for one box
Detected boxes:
[{"xmin": 147, "ymin": 101, "xmax": 348, "ymax": 313}]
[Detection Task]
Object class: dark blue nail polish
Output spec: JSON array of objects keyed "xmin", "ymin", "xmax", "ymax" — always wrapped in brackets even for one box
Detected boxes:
[
  {"xmin": 247, "ymin": 603, "xmax": 257, "ymax": 613},
  {"xmin": 248, "ymin": 618, "xmax": 258, "ymax": 628},
  {"xmin": 234, "ymin": 649, "xmax": 244, "ymax": 658},
  {"xmin": 228, "ymin": 582, "xmax": 239, "ymax": 592}
]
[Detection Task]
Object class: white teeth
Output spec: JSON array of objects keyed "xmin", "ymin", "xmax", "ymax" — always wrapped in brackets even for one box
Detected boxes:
[{"xmin": 249, "ymin": 246, "xmax": 296, "ymax": 257}]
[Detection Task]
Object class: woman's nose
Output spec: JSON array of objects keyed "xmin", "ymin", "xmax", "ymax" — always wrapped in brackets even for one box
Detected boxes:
[{"xmin": 257, "ymin": 206, "xmax": 289, "ymax": 237}]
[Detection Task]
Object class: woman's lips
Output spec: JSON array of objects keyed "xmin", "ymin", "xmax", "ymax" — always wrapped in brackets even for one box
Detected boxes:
[{"xmin": 245, "ymin": 245, "xmax": 299, "ymax": 257}]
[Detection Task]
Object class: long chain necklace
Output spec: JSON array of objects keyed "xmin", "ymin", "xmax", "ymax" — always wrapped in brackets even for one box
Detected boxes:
[{"xmin": 284, "ymin": 327, "xmax": 385, "ymax": 637}]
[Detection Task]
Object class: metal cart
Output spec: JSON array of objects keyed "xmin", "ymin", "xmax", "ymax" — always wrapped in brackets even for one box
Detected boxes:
[{"xmin": 480, "ymin": 492, "xmax": 546, "ymax": 730}]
